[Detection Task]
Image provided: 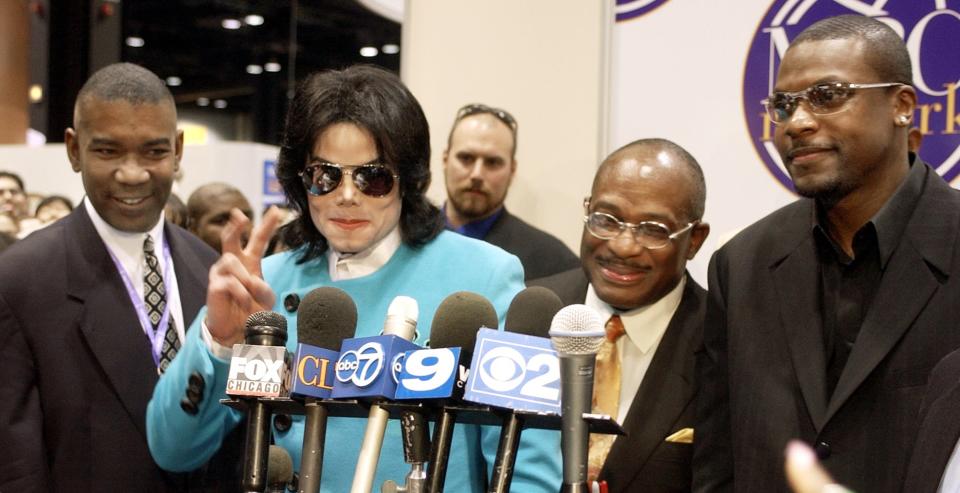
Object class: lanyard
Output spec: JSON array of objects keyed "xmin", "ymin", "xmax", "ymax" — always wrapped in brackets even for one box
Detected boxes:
[{"xmin": 106, "ymin": 236, "xmax": 174, "ymax": 368}]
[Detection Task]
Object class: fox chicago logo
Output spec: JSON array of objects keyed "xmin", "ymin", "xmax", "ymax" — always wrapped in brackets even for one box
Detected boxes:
[
  {"xmin": 226, "ymin": 345, "xmax": 287, "ymax": 397},
  {"xmin": 743, "ymin": 1, "xmax": 960, "ymax": 191}
]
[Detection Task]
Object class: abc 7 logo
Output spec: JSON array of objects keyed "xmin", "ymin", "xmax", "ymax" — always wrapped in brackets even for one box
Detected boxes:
[{"xmin": 335, "ymin": 342, "xmax": 384, "ymax": 387}]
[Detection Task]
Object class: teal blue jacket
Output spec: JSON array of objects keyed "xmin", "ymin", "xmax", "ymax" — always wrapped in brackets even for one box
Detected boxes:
[{"xmin": 147, "ymin": 231, "xmax": 561, "ymax": 492}]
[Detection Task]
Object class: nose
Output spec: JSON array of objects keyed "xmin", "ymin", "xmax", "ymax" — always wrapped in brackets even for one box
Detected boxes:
[
  {"xmin": 783, "ymin": 100, "xmax": 818, "ymax": 138},
  {"xmin": 114, "ymin": 158, "xmax": 150, "ymax": 185},
  {"xmin": 335, "ymin": 170, "xmax": 359, "ymax": 205},
  {"xmin": 467, "ymin": 159, "xmax": 484, "ymax": 180},
  {"xmin": 606, "ymin": 228, "xmax": 646, "ymax": 257}
]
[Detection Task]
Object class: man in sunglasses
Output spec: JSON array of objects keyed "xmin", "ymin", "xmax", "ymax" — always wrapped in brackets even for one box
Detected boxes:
[
  {"xmin": 694, "ymin": 15, "xmax": 960, "ymax": 493},
  {"xmin": 442, "ymin": 103, "xmax": 579, "ymax": 281},
  {"xmin": 532, "ymin": 138, "xmax": 710, "ymax": 493}
]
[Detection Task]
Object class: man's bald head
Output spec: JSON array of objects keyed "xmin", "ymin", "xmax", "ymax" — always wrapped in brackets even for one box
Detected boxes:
[
  {"xmin": 74, "ymin": 63, "xmax": 175, "ymax": 128},
  {"xmin": 187, "ymin": 183, "xmax": 253, "ymax": 252},
  {"xmin": 595, "ymin": 138, "xmax": 706, "ymax": 223}
]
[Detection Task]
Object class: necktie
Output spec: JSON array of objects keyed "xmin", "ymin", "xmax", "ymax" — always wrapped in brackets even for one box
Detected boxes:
[
  {"xmin": 588, "ymin": 314, "xmax": 626, "ymax": 482},
  {"xmin": 144, "ymin": 235, "xmax": 179, "ymax": 373}
]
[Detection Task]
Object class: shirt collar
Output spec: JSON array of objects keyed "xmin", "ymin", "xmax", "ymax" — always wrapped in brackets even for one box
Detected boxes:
[
  {"xmin": 326, "ymin": 225, "xmax": 402, "ymax": 281},
  {"xmin": 584, "ymin": 275, "xmax": 687, "ymax": 354},
  {"xmin": 84, "ymin": 196, "xmax": 166, "ymax": 265},
  {"xmin": 443, "ymin": 203, "xmax": 505, "ymax": 240}
]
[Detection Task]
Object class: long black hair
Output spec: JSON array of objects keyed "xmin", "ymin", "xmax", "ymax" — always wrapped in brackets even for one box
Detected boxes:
[{"xmin": 276, "ymin": 65, "xmax": 444, "ymax": 263}]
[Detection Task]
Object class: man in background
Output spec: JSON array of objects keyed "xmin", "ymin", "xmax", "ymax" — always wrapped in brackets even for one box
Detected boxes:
[
  {"xmin": 533, "ymin": 138, "xmax": 709, "ymax": 492},
  {"xmin": 442, "ymin": 103, "xmax": 578, "ymax": 280},
  {"xmin": 186, "ymin": 182, "xmax": 253, "ymax": 253}
]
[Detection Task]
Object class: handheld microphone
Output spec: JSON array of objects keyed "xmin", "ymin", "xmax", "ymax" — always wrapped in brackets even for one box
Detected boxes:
[
  {"xmin": 295, "ymin": 287, "xmax": 359, "ymax": 493},
  {"xmin": 267, "ymin": 445, "xmax": 295, "ymax": 493},
  {"xmin": 350, "ymin": 296, "xmax": 420, "ymax": 493},
  {"xmin": 230, "ymin": 310, "xmax": 289, "ymax": 493},
  {"xmin": 549, "ymin": 305, "xmax": 605, "ymax": 493},
  {"xmin": 489, "ymin": 286, "xmax": 564, "ymax": 493},
  {"xmin": 425, "ymin": 291, "xmax": 498, "ymax": 493}
]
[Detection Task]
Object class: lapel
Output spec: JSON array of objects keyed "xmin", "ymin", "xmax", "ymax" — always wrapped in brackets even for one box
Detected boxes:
[
  {"xmin": 165, "ymin": 225, "xmax": 208, "ymax": 327},
  {"xmin": 601, "ymin": 279, "xmax": 705, "ymax": 489},
  {"xmin": 529, "ymin": 268, "xmax": 589, "ymax": 307},
  {"xmin": 904, "ymin": 350, "xmax": 960, "ymax": 491},
  {"xmin": 825, "ymin": 164, "xmax": 957, "ymax": 422},
  {"xmin": 64, "ymin": 207, "xmax": 158, "ymax": 440},
  {"xmin": 770, "ymin": 201, "xmax": 829, "ymax": 431}
]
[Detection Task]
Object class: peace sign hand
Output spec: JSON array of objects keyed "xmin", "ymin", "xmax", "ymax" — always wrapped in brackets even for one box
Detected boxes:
[{"xmin": 205, "ymin": 206, "xmax": 286, "ymax": 347}]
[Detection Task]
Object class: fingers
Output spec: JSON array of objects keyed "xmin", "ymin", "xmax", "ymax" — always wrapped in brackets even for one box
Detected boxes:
[
  {"xmin": 785, "ymin": 440, "xmax": 842, "ymax": 493},
  {"xmin": 205, "ymin": 253, "xmax": 277, "ymax": 340},
  {"xmin": 220, "ymin": 208, "xmax": 253, "ymax": 257},
  {"xmin": 242, "ymin": 206, "xmax": 285, "ymax": 269}
]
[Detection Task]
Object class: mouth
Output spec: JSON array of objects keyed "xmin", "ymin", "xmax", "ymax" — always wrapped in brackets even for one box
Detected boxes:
[
  {"xmin": 597, "ymin": 260, "xmax": 650, "ymax": 284},
  {"xmin": 330, "ymin": 218, "xmax": 369, "ymax": 231},
  {"xmin": 786, "ymin": 145, "xmax": 834, "ymax": 166},
  {"xmin": 112, "ymin": 196, "xmax": 149, "ymax": 207}
]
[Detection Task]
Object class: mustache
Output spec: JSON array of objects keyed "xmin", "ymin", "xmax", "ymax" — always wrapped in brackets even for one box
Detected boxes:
[{"xmin": 595, "ymin": 256, "xmax": 650, "ymax": 271}]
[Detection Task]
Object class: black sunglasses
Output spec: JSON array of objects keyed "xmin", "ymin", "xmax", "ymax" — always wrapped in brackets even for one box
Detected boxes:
[
  {"xmin": 455, "ymin": 103, "xmax": 518, "ymax": 133},
  {"xmin": 299, "ymin": 162, "xmax": 399, "ymax": 197}
]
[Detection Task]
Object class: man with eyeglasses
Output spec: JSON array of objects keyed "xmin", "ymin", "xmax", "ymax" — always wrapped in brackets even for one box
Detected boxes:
[
  {"xmin": 442, "ymin": 103, "xmax": 579, "ymax": 280},
  {"xmin": 694, "ymin": 15, "xmax": 960, "ymax": 493},
  {"xmin": 532, "ymin": 138, "xmax": 710, "ymax": 493}
]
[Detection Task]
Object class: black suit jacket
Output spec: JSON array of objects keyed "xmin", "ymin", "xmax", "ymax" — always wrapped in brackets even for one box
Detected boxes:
[
  {"xmin": 532, "ymin": 268, "xmax": 705, "ymax": 493},
  {"xmin": 0, "ymin": 206, "xmax": 217, "ymax": 492},
  {"xmin": 484, "ymin": 208, "xmax": 579, "ymax": 281},
  {"xmin": 694, "ymin": 160, "xmax": 960, "ymax": 493},
  {"xmin": 903, "ymin": 348, "xmax": 960, "ymax": 492}
]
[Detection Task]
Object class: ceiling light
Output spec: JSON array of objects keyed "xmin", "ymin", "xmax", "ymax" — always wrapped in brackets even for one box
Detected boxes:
[
  {"xmin": 125, "ymin": 36, "xmax": 145, "ymax": 48},
  {"xmin": 29, "ymin": 84, "xmax": 43, "ymax": 103},
  {"xmin": 244, "ymin": 14, "xmax": 264, "ymax": 26},
  {"xmin": 197, "ymin": 97, "xmax": 210, "ymax": 107},
  {"xmin": 165, "ymin": 76, "xmax": 182, "ymax": 87},
  {"xmin": 214, "ymin": 99, "xmax": 228, "ymax": 109},
  {"xmin": 382, "ymin": 44, "xmax": 399, "ymax": 54},
  {"xmin": 264, "ymin": 62, "xmax": 281, "ymax": 72},
  {"xmin": 359, "ymin": 46, "xmax": 378, "ymax": 57},
  {"xmin": 222, "ymin": 18, "xmax": 242, "ymax": 30},
  {"xmin": 246, "ymin": 64, "xmax": 263, "ymax": 75}
]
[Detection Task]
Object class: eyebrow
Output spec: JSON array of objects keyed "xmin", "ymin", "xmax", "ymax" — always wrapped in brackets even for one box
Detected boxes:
[{"xmin": 87, "ymin": 138, "xmax": 172, "ymax": 147}]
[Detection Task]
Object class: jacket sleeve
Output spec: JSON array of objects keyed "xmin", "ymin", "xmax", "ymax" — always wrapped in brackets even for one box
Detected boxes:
[
  {"xmin": 0, "ymin": 293, "xmax": 50, "ymax": 492},
  {"xmin": 147, "ymin": 307, "xmax": 245, "ymax": 471},
  {"xmin": 478, "ymin": 253, "xmax": 563, "ymax": 492},
  {"xmin": 692, "ymin": 250, "xmax": 734, "ymax": 492}
]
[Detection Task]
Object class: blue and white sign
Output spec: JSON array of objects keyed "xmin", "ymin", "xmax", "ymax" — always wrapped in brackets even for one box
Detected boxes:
[
  {"xmin": 331, "ymin": 335, "xmax": 421, "ymax": 400},
  {"xmin": 290, "ymin": 344, "xmax": 339, "ymax": 399},
  {"xmin": 464, "ymin": 328, "xmax": 561, "ymax": 415},
  {"xmin": 394, "ymin": 347, "xmax": 462, "ymax": 400}
]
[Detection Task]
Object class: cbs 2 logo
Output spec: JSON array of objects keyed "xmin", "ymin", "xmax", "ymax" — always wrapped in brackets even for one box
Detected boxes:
[
  {"xmin": 397, "ymin": 348, "xmax": 457, "ymax": 392},
  {"xmin": 475, "ymin": 345, "xmax": 560, "ymax": 403}
]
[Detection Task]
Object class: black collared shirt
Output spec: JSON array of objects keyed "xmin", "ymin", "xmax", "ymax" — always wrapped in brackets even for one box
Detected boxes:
[{"xmin": 814, "ymin": 155, "xmax": 926, "ymax": 398}]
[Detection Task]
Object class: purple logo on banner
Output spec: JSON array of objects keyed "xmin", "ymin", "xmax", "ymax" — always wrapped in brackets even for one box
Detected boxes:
[
  {"xmin": 743, "ymin": 1, "xmax": 960, "ymax": 191},
  {"xmin": 615, "ymin": 0, "xmax": 670, "ymax": 22},
  {"xmin": 263, "ymin": 159, "xmax": 285, "ymax": 205}
]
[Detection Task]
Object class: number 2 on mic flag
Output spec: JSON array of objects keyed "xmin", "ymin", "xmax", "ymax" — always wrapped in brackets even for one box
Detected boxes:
[{"xmin": 464, "ymin": 328, "xmax": 561, "ymax": 415}]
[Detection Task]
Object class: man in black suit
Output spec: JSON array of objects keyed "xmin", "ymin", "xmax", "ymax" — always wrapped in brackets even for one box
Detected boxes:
[
  {"xmin": 442, "ymin": 103, "xmax": 579, "ymax": 280},
  {"xmin": 0, "ymin": 63, "xmax": 219, "ymax": 491},
  {"xmin": 533, "ymin": 138, "xmax": 710, "ymax": 492},
  {"xmin": 693, "ymin": 15, "xmax": 960, "ymax": 493}
]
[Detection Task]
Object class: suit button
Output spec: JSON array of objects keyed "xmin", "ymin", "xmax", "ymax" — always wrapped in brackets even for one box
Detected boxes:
[
  {"xmin": 284, "ymin": 294, "xmax": 300, "ymax": 313},
  {"xmin": 180, "ymin": 397, "xmax": 199, "ymax": 415},
  {"xmin": 188, "ymin": 371, "xmax": 205, "ymax": 391},
  {"xmin": 814, "ymin": 441, "xmax": 831, "ymax": 460},
  {"xmin": 274, "ymin": 414, "xmax": 292, "ymax": 433}
]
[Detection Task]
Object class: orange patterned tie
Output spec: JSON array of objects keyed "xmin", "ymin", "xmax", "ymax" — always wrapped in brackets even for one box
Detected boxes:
[{"xmin": 588, "ymin": 314, "xmax": 626, "ymax": 482}]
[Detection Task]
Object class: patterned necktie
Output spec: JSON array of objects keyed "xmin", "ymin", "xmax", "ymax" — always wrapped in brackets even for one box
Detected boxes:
[
  {"xmin": 588, "ymin": 314, "xmax": 626, "ymax": 482},
  {"xmin": 144, "ymin": 235, "xmax": 179, "ymax": 373}
]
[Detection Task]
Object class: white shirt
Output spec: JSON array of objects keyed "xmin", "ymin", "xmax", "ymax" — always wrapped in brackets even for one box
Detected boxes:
[
  {"xmin": 84, "ymin": 198, "xmax": 186, "ymax": 345},
  {"xmin": 938, "ymin": 439, "xmax": 960, "ymax": 492},
  {"xmin": 202, "ymin": 226, "xmax": 403, "ymax": 359},
  {"xmin": 583, "ymin": 276, "xmax": 687, "ymax": 425}
]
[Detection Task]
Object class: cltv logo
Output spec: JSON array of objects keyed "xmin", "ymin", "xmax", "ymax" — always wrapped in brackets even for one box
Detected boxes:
[{"xmin": 743, "ymin": 0, "xmax": 960, "ymax": 189}]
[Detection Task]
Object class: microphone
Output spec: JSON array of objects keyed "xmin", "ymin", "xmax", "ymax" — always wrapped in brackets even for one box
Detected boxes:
[
  {"xmin": 350, "ymin": 296, "xmax": 420, "ymax": 493},
  {"xmin": 228, "ymin": 310, "xmax": 289, "ymax": 493},
  {"xmin": 549, "ymin": 305, "xmax": 605, "ymax": 493},
  {"xmin": 489, "ymin": 286, "xmax": 564, "ymax": 493},
  {"xmin": 267, "ymin": 445, "xmax": 295, "ymax": 493},
  {"xmin": 425, "ymin": 291, "xmax": 499, "ymax": 493},
  {"xmin": 381, "ymin": 410, "xmax": 431, "ymax": 493},
  {"xmin": 295, "ymin": 287, "xmax": 359, "ymax": 493}
]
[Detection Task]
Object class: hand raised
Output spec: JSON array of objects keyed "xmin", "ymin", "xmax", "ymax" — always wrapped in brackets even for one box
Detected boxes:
[{"xmin": 206, "ymin": 207, "xmax": 286, "ymax": 346}]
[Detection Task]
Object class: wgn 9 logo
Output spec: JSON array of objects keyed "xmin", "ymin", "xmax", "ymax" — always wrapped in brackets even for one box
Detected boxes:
[
  {"xmin": 394, "ymin": 348, "xmax": 461, "ymax": 400},
  {"xmin": 464, "ymin": 328, "xmax": 561, "ymax": 415},
  {"xmin": 335, "ymin": 342, "xmax": 384, "ymax": 388}
]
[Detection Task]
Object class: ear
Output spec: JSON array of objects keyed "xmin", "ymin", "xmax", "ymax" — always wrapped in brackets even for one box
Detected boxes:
[
  {"xmin": 893, "ymin": 85, "xmax": 917, "ymax": 126},
  {"xmin": 65, "ymin": 128, "xmax": 81, "ymax": 173},
  {"xmin": 685, "ymin": 222, "xmax": 711, "ymax": 260},
  {"xmin": 174, "ymin": 129, "xmax": 184, "ymax": 172}
]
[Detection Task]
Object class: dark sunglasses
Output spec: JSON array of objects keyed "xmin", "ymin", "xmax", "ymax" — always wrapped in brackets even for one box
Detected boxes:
[
  {"xmin": 761, "ymin": 81, "xmax": 904, "ymax": 124},
  {"xmin": 299, "ymin": 162, "xmax": 399, "ymax": 197},
  {"xmin": 455, "ymin": 103, "xmax": 518, "ymax": 133}
]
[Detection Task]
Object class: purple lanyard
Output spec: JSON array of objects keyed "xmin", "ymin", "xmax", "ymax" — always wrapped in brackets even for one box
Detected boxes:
[{"xmin": 106, "ymin": 236, "xmax": 174, "ymax": 368}]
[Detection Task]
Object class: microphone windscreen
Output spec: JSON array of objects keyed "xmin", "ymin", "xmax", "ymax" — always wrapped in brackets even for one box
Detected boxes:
[
  {"xmin": 297, "ymin": 287, "xmax": 358, "ymax": 350},
  {"xmin": 504, "ymin": 286, "xmax": 564, "ymax": 338},
  {"xmin": 266, "ymin": 444, "xmax": 294, "ymax": 485},
  {"xmin": 549, "ymin": 304, "xmax": 605, "ymax": 356},
  {"xmin": 246, "ymin": 310, "xmax": 288, "ymax": 332},
  {"xmin": 429, "ymin": 291, "xmax": 498, "ymax": 360}
]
